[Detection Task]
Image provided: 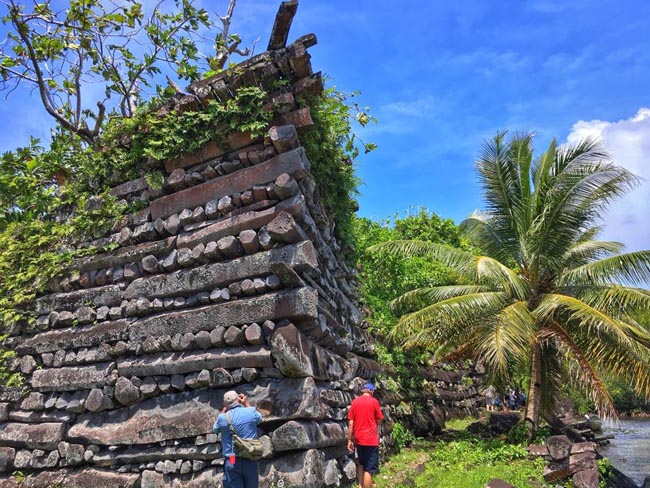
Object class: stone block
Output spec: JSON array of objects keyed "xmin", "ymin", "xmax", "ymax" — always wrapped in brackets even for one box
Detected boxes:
[
  {"xmin": 269, "ymin": 125, "xmax": 300, "ymax": 154},
  {"xmin": 115, "ymin": 377, "xmax": 143, "ymax": 406},
  {"xmin": 568, "ymin": 451, "xmax": 597, "ymax": 475},
  {"xmin": 260, "ymin": 449, "xmax": 325, "ymax": 487},
  {"xmin": 78, "ymin": 236, "xmax": 176, "ymax": 274},
  {"xmin": 117, "ymin": 346, "xmax": 273, "ymax": 377},
  {"xmin": 224, "ymin": 327, "xmax": 246, "ymax": 346},
  {"xmin": 266, "ymin": 211, "xmax": 308, "ymax": 244},
  {"xmin": 19, "ymin": 355, "xmax": 37, "ymax": 375},
  {"xmin": 34, "ymin": 285, "xmax": 123, "ymax": 315},
  {"xmin": 0, "ymin": 422, "xmax": 65, "ymax": 449},
  {"xmin": 217, "ymin": 235, "xmax": 243, "ymax": 259},
  {"xmin": 527, "ymin": 444, "xmax": 549, "ymax": 457},
  {"xmin": 238, "ymin": 229, "xmax": 260, "ymax": 254},
  {"xmin": 31, "ymin": 362, "xmax": 115, "ymax": 391},
  {"xmin": 572, "ymin": 468, "xmax": 599, "ymax": 488},
  {"xmin": 0, "ymin": 447, "xmax": 15, "ymax": 472},
  {"xmin": 164, "ymin": 214, "xmax": 181, "ymax": 235},
  {"xmin": 85, "ymin": 388, "xmax": 113, "ymax": 413},
  {"xmin": 151, "ymin": 147, "xmax": 310, "ymax": 220},
  {"xmin": 111, "ymin": 177, "xmax": 148, "ymax": 198},
  {"xmin": 270, "ymin": 321, "xmax": 347, "ymax": 380},
  {"xmin": 245, "ymin": 323, "xmax": 264, "ymax": 345},
  {"xmin": 29, "ymin": 448, "xmax": 60, "ymax": 468},
  {"xmin": 75, "ymin": 306, "xmax": 96, "ymax": 324},
  {"xmin": 271, "ymin": 420, "xmax": 345, "ymax": 451},
  {"xmin": 164, "ymin": 140, "xmax": 225, "ymax": 173},
  {"xmin": 547, "ymin": 435, "xmax": 573, "ymax": 460},
  {"xmin": 543, "ymin": 460, "xmax": 570, "ymax": 482},
  {"xmin": 128, "ymin": 287, "xmax": 318, "ymax": 341},
  {"xmin": 293, "ymin": 72, "xmax": 324, "ymax": 99},
  {"xmin": 570, "ymin": 441, "xmax": 596, "ymax": 455},
  {"xmin": 274, "ymin": 107, "xmax": 314, "ymax": 130},
  {"xmin": 58, "ymin": 441, "xmax": 85, "ymax": 466},
  {"xmin": 194, "ymin": 330, "xmax": 212, "ymax": 349},
  {"xmin": 274, "ymin": 173, "xmax": 300, "ymax": 199},
  {"xmin": 18, "ymin": 469, "xmax": 139, "ymax": 488}
]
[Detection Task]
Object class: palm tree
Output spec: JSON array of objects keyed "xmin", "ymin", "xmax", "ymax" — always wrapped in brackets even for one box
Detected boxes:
[{"xmin": 371, "ymin": 132, "xmax": 650, "ymax": 432}]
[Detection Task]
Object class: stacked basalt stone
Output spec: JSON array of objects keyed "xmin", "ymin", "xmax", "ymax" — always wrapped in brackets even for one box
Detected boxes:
[{"xmin": 0, "ymin": 31, "xmax": 387, "ymax": 488}]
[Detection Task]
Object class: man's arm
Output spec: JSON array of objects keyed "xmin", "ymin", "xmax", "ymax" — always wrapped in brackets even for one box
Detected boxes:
[
  {"xmin": 347, "ymin": 419, "xmax": 355, "ymax": 452},
  {"xmin": 375, "ymin": 399, "xmax": 384, "ymax": 422},
  {"xmin": 238, "ymin": 393, "xmax": 267, "ymax": 423}
]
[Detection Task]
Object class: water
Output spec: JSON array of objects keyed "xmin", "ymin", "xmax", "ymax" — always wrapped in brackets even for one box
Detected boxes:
[{"xmin": 599, "ymin": 418, "xmax": 650, "ymax": 486}]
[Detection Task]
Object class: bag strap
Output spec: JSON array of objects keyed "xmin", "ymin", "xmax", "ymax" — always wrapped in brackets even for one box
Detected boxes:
[{"xmin": 225, "ymin": 411, "xmax": 238, "ymax": 436}]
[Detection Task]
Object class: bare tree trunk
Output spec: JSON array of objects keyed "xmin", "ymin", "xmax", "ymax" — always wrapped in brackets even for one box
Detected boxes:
[{"xmin": 525, "ymin": 342, "xmax": 543, "ymax": 436}]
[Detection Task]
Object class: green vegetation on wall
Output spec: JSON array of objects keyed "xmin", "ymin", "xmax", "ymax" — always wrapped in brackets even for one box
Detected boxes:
[{"xmin": 300, "ymin": 87, "xmax": 376, "ymax": 249}]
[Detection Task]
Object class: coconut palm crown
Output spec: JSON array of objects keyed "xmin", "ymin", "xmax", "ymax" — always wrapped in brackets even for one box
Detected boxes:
[{"xmin": 371, "ymin": 131, "xmax": 650, "ymax": 431}]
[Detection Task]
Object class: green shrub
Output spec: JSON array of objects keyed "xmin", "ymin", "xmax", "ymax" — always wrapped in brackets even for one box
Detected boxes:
[{"xmin": 392, "ymin": 422, "xmax": 416, "ymax": 452}]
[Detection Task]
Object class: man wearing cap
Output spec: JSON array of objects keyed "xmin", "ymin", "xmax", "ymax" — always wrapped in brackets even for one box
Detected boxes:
[
  {"xmin": 347, "ymin": 382, "xmax": 384, "ymax": 488},
  {"xmin": 213, "ymin": 390, "xmax": 263, "ymax": 488}
]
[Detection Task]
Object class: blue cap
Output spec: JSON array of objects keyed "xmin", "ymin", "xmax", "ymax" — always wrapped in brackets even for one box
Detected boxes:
[{"xmin": 362, "ymin": 383, "xmax": 375, "ymax": 391}]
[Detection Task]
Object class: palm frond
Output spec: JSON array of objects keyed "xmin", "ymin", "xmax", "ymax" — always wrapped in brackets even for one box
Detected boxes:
[
  {"xmin": 390, "ymin": 285, "xmax": 491, "ymax": 312},
  {"xmin": 565, "ymin": 285, "xmax": 650, "ymax": 317},
  {"xmin": 575, "ymin": 225, "xmax": 604, "ymax": 243},
  {"xmin": 475, "ymin": 301, "xmax": 536, "ymax": 375},
  {"xmin": 475, "ymin": 132, "xmax": 536, "ymax": 260},
  {"xmin": 460, "ymin": 213, "xmax": 517, "ymax": 265},
  {"xmin": 475, "ymin": 256, "xmax": 530, "ymax": 299},
  {"xmin": 561, "ymin": 321, "xmax": 650, "ymax": 402},
  {"xmin": 561, "ymin": 250, "xmax": 650, "ymax": 287},
  {"xmin": 530, "ymin": 168, "xmax": 636, "ymax": 274},
  {"xmin": 536, "ymin": 293, "xmax": 650, "ymax": 348},
  {"xmin": 531, "ymin": 138, "xmax": 557, "ymax": 213},
  {"xmin": 541, "ymin": 323, "xmax": 616, "ymax": 418},
  {"xmin": 389, "ymin": 292, "xmax": 509, "ymax": 348},
  {"xmin": 561, "ymin": 240, "xmax": 625, "ymax": 269}
]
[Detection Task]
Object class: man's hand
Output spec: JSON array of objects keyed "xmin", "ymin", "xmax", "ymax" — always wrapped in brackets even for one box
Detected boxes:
[
  {"xmin": 238, "ymin": 393, "xmax": 251, "ymax": 407},
  {"xmin": 347, "ymin": 440, "xmax": 354, "ymax": 453}
]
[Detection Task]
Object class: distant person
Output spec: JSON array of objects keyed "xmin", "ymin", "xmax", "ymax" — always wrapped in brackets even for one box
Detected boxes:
[
  {"xmin": 214, "ymin": 390, "xmax": 263, "ymax": 488},
  {"xmin": 348, "ymin": 382, "xmax": 384, "ymax": 488},
  {"xmin": 494, "ymin": 394, "xmax": 502, "ymax": 411},
  {"xmin": 483, "ymin": 385, "xmax": 497, "ymax": 412},
  {"xmin": 519, "ymin": 390, "xmax": 527, "ymax": 408},
  {"xmin": 508, "ymin": 389, "xmax": 518, "ymax": 411}
]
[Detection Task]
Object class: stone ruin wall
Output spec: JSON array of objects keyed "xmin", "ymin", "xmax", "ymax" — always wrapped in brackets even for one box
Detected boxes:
[
  {"xmin": 0, "ymin": 31, "xmax": 388, "ymax": 488},
  {"xmin": 0, "ymin": 20, "xmax": 485, "ymax": 487}
]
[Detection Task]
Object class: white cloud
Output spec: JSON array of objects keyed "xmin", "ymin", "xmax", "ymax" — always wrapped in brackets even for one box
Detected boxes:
[{"xmin": 566, "ymin": 108, "xmax": 650, "ymax": 252}]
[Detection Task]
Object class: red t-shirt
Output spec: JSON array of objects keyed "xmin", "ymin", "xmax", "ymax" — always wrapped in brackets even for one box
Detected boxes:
[{"xmin": 348, "ymin": 394, "xmax": 384, "ymax": 446}]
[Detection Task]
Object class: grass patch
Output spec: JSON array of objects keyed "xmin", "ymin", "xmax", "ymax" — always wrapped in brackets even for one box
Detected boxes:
[
  {"xmin": 444, "ymin": 416, "xmax": 477, "ymax": 431},
  {"xmin": 375, "ymin": 432, "xmax": 545, "ymax": 488}
]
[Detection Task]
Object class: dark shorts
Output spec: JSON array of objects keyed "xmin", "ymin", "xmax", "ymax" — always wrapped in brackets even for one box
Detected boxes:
[{"xmin": 356, "ymin": 445, "xmax": 379, "ymax": 474}]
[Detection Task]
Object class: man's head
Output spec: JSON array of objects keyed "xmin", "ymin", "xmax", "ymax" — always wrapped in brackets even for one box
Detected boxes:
[
  {"xmin": 361, "ymin": 383, "xmax": 375, "ymax": 394},
  {"xmin": 223, "ymin": 390, "xmax": 239, "ymax": 408}
]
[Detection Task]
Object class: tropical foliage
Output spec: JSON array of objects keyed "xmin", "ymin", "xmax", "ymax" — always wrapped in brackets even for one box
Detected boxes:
[
  {"xmin": 352, "ymin": 208, "xmax": 465, "ymax": 336},
  {"xmin": 371, "ymin": 132, "xmax": 650, "ymax": 430},
  {"xmin": 0, "ymin": 0, "xmax": 260, "ymax": 144}
]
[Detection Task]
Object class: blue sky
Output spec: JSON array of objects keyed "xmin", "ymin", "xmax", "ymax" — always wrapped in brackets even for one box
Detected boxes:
[{"xmin": 1, "ymin": 0, "xmax": 649, "ymax": 251}]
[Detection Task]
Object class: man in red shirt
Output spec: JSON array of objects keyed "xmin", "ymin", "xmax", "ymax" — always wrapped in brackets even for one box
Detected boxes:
[{"xmin": 347, "ymin": 382, "xmax": 384, "ymax": 488}]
